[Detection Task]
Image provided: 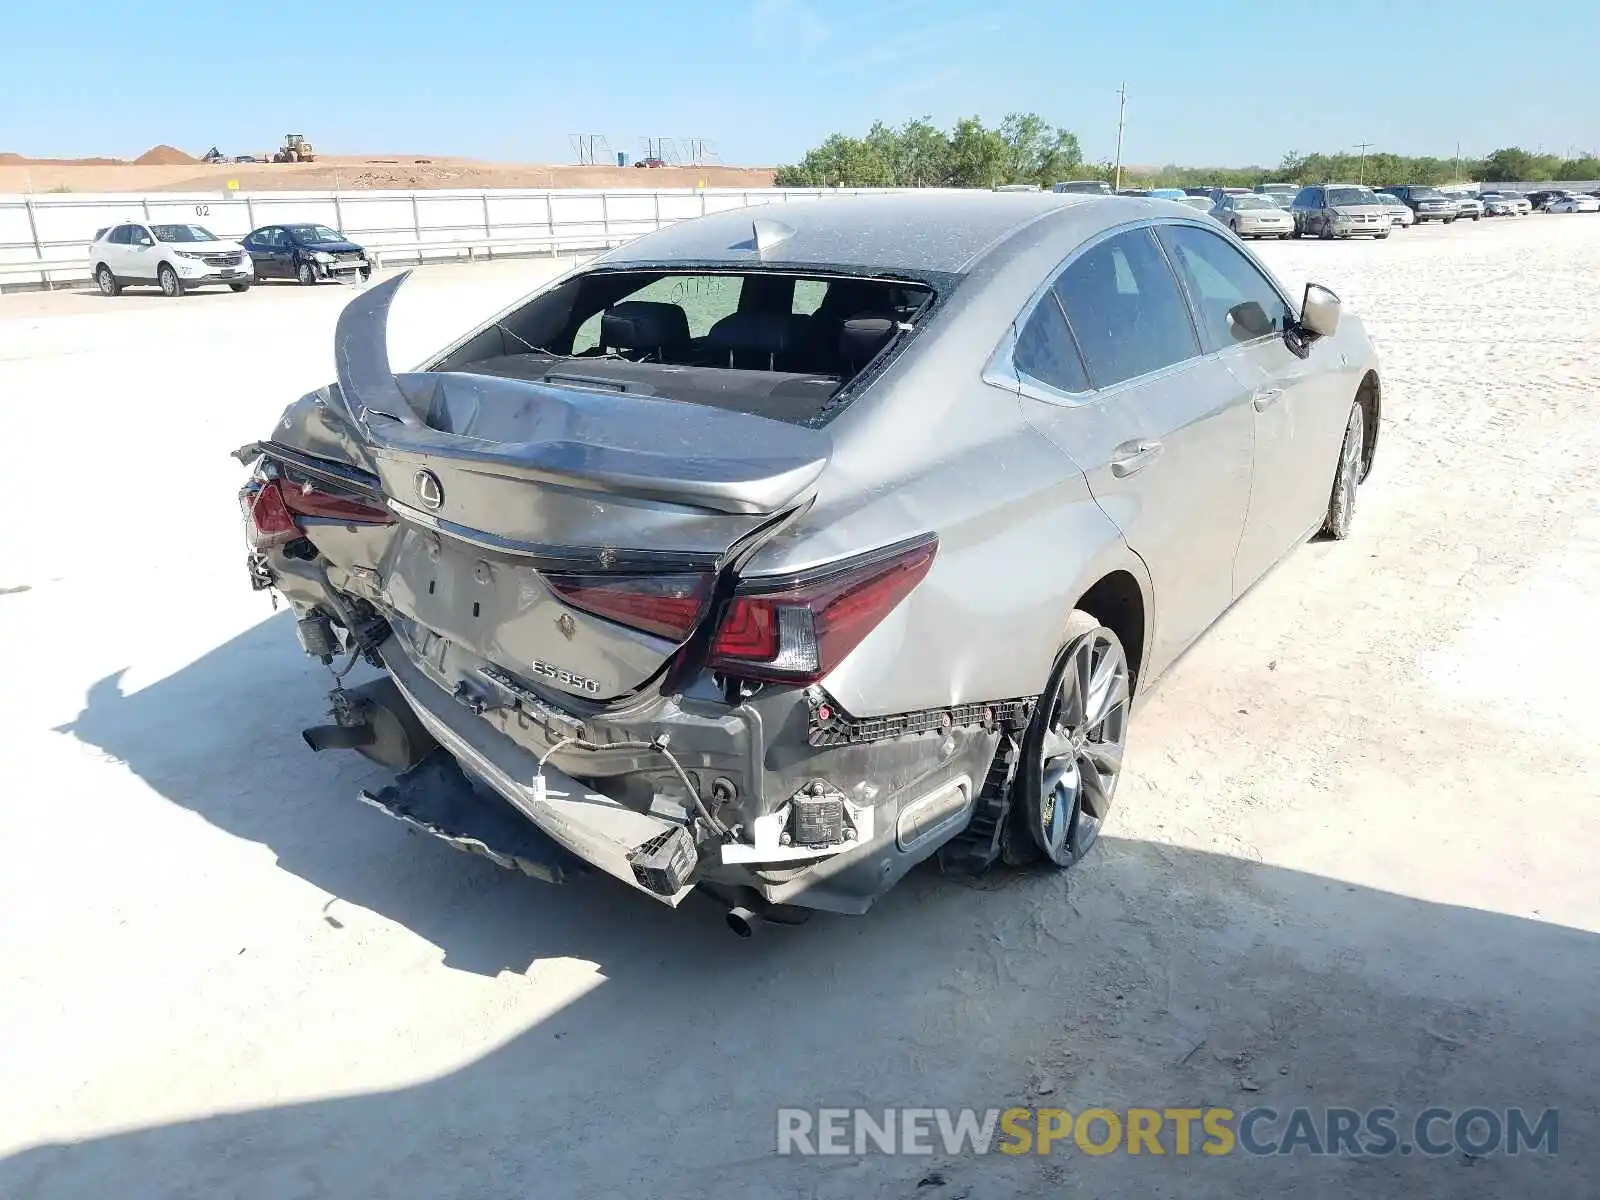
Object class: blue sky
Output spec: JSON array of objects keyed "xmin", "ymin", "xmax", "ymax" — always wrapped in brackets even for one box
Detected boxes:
[{"xmin": 2, "ymin": 0, "xmax": 1595, "ymax": 167}]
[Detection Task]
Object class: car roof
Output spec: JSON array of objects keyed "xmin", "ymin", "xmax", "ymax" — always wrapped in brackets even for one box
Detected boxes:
[{"xmin": 595, "ymin": 192, "xmax": 1106, "ymax": 274}]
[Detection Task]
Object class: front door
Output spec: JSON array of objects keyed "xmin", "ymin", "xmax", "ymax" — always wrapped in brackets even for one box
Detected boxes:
[
  {"xmin": 126, "ymin": 225, "xmax": 160, "ymax": 279},
  {"xmin": 1015, "ymin": 225, "xmax": 1256, "ymax": 679},
  {"xmin": 1157, "ymin": 223, "xmax": 1351, "ymax": 590}
]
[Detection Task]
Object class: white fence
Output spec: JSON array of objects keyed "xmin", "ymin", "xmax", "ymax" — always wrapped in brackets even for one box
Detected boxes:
[{"xmin": 0, "ymin": 187, "xmax": 908, "ymax": 288}]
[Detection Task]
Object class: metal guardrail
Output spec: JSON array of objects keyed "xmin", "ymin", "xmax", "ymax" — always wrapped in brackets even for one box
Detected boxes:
[
  {"xmin": 0, "ymin": 231, "xmax": 624, "ymax": 293},
  {"xmin": 0, "ymin": 186, "xmax": 921, "ymax": 291}
]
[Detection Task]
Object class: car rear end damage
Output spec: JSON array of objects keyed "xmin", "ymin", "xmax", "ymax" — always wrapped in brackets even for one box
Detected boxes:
[{"xmin": 238, "ymin": 272, "xmax": 996, "ymax": 922}]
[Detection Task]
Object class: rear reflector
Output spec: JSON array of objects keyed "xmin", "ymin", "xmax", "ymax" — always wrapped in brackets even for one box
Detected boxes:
[
  {"xmin": 545, "ymin": 572, "xmax": 714, "ymax": 643},
  {"xmin": 709, "ymin": 535, "xmax": 937, "ymax": 685}
]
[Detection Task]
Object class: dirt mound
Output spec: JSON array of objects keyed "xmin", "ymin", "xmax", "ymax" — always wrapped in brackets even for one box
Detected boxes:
[
  {"xmin": 0, "ymin": 153, "xmax": 25, "ymax": 164},
  {"xmin": 133, "ymin": 144, "xmax": 197, "ymax": 166}
]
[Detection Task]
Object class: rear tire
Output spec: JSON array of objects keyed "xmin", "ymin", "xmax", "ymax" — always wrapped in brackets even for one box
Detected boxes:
[
  {"xmin": 158, "ymin": 263, "xmax": 184, "ymax": 297},
  {"xmin": 1320, "ymin": 402, "xmax": 1365, "ymax": 540},
  {"xmin": 1007, "ymin": 612, "xmax": 1131, "ymax": 869},
  {"xmin": 94, "ymin": 264, "xmax": 121, "ymax": 296}
]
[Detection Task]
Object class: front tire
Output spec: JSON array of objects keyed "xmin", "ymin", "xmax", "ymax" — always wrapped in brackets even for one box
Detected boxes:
[
  {"xmin": 1320, "ymin": 402, "xmax": 1365, "ymax": 540},
  {"xmin": 1008, "ymin": 613, "xmax": 1131, "ymax": 868},
  {"xmin": 158, "ymin": 263, "xmax": 184, "ymax": 297},
  {"xmin": 296, "ymin": 260, "xmax": 317, "ymax": 286},
  {"xmin": 94, "ymin": 264, "xmax": 121, "ymax": 296},
  {"xmin": 229, "ymin": 282, "xmax": 251, "ymax": 293}
]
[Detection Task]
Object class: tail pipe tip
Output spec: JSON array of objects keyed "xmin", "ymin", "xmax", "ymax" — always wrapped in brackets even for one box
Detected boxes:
[{"xmin": 302, "ymin": 723, "xmax": 376, "ymax": 753}]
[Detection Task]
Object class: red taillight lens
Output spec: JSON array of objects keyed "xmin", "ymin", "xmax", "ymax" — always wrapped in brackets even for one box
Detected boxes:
[
  {"xmin": 242, "ymin": 473, "xmax": 392, "ymax": 551},
  {"xmin": 545, "ymin": 573, "xmax": 714, "ymax": 642},
  {"xmin": 709, "ymin": 536, "xmax": 937, "ymax": 685},
  {"xmin": 280, "ymin": 480, "xmax": 392, "ymax": 524},
  {"xmin": 242, "ymin": 479, "xmax": 298, "ymax": 548}
]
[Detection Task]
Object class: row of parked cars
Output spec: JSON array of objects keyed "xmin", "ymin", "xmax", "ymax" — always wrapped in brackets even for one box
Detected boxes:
[
  {"xmin": 1049, "ymin": 178, "xmax": 1600, "ymax": 240},
  {"xmin": 86, "ymin": 220, "xmax": 373, "ymax": 296}
]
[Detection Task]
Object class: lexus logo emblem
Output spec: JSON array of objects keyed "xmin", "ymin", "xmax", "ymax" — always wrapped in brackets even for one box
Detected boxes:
[{"xmin": 414, "ymin": 469, "xmax": 444, "ymax": 510}]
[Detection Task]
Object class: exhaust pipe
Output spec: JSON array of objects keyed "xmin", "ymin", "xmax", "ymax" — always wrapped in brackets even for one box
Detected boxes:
[
  {"xmin": 726, "ymin": 906, "xmax": 760, "ymax": 938},
  {"xmin": 302, "ymin": 723, "xmax": 375, "ymax": 752}
]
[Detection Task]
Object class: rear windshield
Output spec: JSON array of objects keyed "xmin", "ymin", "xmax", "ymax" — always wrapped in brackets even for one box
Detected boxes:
[{"xmin": 432, "ymin": 269, "xmax": 937, "ymax": 426}]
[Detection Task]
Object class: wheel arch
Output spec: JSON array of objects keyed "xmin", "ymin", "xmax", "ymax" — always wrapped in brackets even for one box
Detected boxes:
[
  {"xmin": 1073, "ymin": 567, "xmax": 1150, "ymax": 697},
  {"xmin": 1355, "ymin": 369, "xmax": 1380, "ymax": 481}
]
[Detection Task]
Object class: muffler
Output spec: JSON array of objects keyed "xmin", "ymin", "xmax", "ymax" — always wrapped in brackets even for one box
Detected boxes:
[{"xmin": 726, "ymin": 906, "xmax": 760, "ymax": 938}]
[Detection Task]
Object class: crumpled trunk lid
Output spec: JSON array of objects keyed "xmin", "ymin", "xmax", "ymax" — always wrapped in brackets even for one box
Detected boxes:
[{"xmin": 282, "ymin": 273, "xmax": 832, "ymax": 700}]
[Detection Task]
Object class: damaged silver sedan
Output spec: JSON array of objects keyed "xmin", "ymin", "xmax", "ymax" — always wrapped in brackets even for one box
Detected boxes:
[{"xmin": 237, "ymin": 193, "xmax": 1381, "ymax": 932}]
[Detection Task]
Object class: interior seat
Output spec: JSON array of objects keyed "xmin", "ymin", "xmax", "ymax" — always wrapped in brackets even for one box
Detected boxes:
[
  {"xmin": 704, "ymin": 310, "xmax": 813, "ymax": 371},
  {"xmin": 837, "ymin": 312, "xmax": 899, "ymax": 376},
  {"xmin": 599, "ymin": 301, "xmax": 691, "ymax": 361}
]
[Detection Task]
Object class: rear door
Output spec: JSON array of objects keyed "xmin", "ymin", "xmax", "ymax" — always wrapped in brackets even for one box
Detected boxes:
[
  {"xmin": 1157, "ymin": 223, "xmax": 1346, "ymax": 589},
  {"xmin": 102, "ymin": 225, "xmax": 132, "ymax": 274},
  {"xmin": 1013, "ymin": 224, "xmax": 1255, "ymax": 677}
]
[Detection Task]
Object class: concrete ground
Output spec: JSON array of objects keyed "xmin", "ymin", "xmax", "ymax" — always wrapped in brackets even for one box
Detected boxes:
[{"xmin": 0, "ymin": 218, "xmax": 1596, "ymax": 1199}]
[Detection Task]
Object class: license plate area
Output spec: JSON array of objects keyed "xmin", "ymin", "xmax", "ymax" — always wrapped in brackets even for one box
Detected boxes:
[{"xmin": 379, "ymin": 526, "xmax": 676, "ymax": 699}]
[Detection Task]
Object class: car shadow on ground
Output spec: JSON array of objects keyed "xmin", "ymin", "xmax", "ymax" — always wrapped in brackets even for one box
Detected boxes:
[{"xmin": 27, "ymin": 611, "xmax": 1599, "ymax": 1199}]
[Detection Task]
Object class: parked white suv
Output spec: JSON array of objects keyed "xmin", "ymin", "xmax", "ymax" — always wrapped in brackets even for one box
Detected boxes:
[{"xmin": 89, "ymin": 222, "xmax": 252, "ymax": 297}]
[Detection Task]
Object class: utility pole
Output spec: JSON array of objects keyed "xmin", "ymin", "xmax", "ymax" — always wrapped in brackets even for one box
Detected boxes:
[
  {"xmin": 1354, "ymin": 141, "xmax": 1373, "ymax": 184},
  {"xmin": 1454, "ymin": 139, "xmax": 1461, "ymax": 184},
  {"xmin": 1113, "ymin": 82, "xmax": 1127, "ymax": 191}
]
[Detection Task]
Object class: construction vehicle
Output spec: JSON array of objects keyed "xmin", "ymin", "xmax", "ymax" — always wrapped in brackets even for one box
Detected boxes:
[{"xmin": 272, "ymin": 134, "xmax": 316, "ymax": 164}]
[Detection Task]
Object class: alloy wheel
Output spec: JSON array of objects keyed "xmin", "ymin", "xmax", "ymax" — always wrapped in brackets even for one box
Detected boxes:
[{"xmin": 1022, "ymin": 625, "xmax": 1131, "ymax": 866}]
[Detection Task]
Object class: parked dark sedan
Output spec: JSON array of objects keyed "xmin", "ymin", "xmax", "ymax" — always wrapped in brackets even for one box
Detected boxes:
[{"xmin": 243, "ymin": 224, "xmax": 372, "ymax": 285}]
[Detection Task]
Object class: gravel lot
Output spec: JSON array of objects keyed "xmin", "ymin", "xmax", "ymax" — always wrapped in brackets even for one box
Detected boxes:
[{"xmin": 1, "ymin": 218, "xmax": 1596, "ymax": 1199}]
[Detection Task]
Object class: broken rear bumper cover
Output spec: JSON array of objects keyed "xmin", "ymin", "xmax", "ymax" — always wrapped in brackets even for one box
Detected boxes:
[{"xmin": 375, "ymin": 630, "xmax": 998, "ymax": 915}]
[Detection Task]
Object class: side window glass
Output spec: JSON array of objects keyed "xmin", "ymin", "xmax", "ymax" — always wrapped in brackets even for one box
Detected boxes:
[
  {"xmin": 573, "ymin": 274, "xmax": 744, "ymax": 354},
  {"xmin": 571, "ymin": 311, "xmax": 603, "ymax": 354},
  {"xmin": 1053, "ymin": 228, "xmax": 1199, "ymax": 388},
  {"xmin": 1013, "ymin": 293, "xmax": 1088, "ymax": 394},
  {"xmin": 792, "ymin": 279, "xmax": 828, "ymax": 315},
  {"xmin": 624, "ymin": 275, "xmax": 743, "ymax": 338},
  {"xmin": 1158, "ymin": 225, "xmax": 1293, "ymax": 349},
  {"xmin": 108, "ymin": 225, "xmax": 127, "ymax": 244}
]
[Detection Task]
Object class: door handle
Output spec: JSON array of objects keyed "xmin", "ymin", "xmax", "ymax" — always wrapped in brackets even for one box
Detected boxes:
[
  {"xmin": 1252, "ymin": 387, "xmax": 1284, "ymax": 411},
  {"xmin": 1110, "ymin": 439, "xmax": 1163, "ymax": 478}
]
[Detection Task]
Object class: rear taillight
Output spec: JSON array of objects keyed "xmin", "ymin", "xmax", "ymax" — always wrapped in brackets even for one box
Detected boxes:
[
  {"xmin": 241, "ymin": 479, "xmax": 298, "ymax": 548},
  {"xmin": 545, "ymin": 573, "xmax": 714, "ymax": 642},
  {"xmin": 280, "ymin": 480, "xmax": 391, "ymax": 524},
  {"xmin": 241, "ymin": 473, "xmax": 392, "ymax": 550},
  {"xmin": 709, "ymin": 536, "xmax": 937, "ymax": 685}
]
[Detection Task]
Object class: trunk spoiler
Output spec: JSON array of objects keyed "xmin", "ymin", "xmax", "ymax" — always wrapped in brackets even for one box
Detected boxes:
[{"xmin": 331, "ymin": 273, "xmax": 832, "ymax": 517}]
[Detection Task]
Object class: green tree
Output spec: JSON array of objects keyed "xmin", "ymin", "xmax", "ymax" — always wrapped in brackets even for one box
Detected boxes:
[
  {"xmin": 947, "ymin": 116, "xmax": 1009, "ymax": 188},
  {"xmin": 997, "ymin": 112, "xmax": 1083, "ymax": 187}
]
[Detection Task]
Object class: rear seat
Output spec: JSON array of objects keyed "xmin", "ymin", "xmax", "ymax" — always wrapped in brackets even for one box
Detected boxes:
[
  {"xmin": 599, "ymin": 301, "xmax": 691, "ymax": 361},
  {"xmin": 704, "ymin": 310, "xmax": 814, "ymax": 371}
]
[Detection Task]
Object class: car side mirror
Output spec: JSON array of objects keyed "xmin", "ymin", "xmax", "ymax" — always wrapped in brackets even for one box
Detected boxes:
[{"xmin": 1299, "ymin": 283, "xmax": 1341, "ymax": 339}]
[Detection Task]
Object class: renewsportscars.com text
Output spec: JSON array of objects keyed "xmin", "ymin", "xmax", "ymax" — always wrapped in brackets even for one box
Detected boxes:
[{"xmin": 776, "ymin": 1106, "xmax": 1559, "ymax": 1158}]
